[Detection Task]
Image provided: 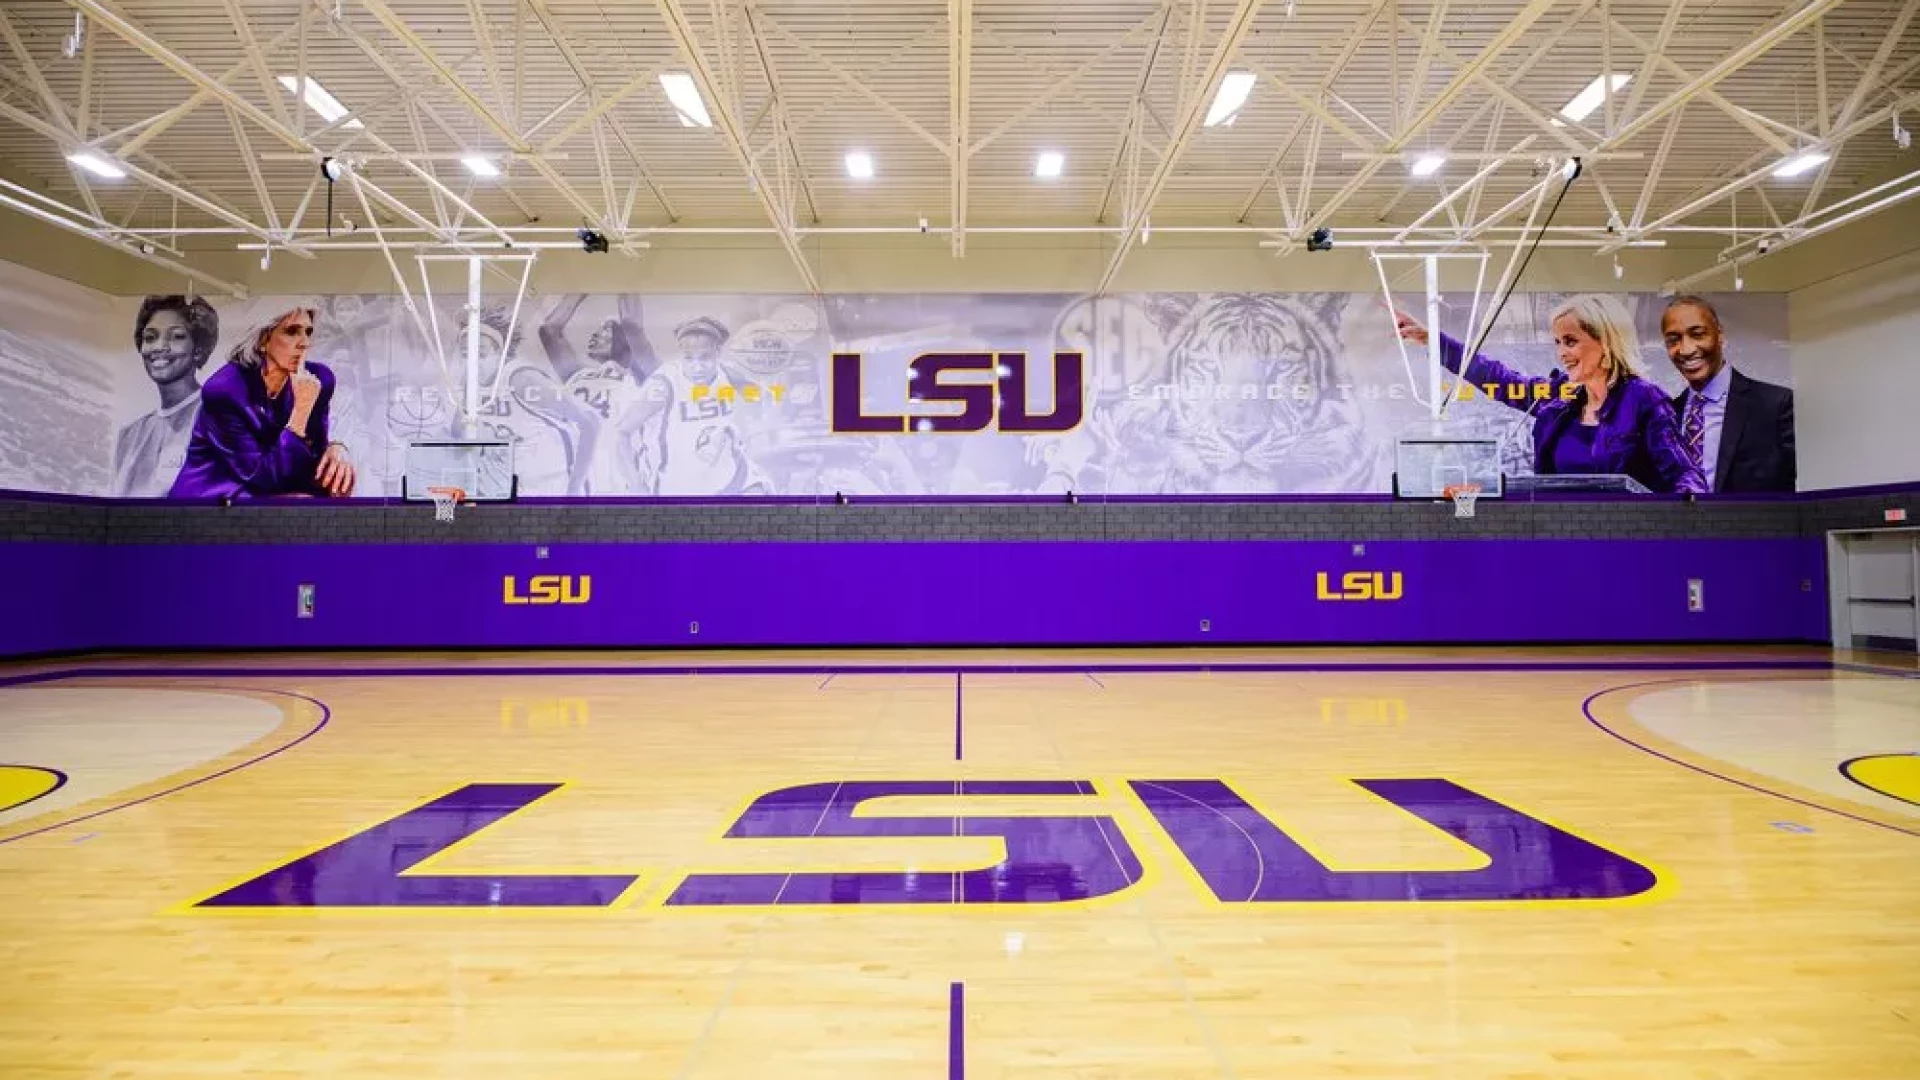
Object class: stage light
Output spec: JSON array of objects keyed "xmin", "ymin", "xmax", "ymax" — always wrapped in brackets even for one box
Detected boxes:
[
  {"xmin": 1307, "ymin": 227, "xmax": 1333, "ymax": 252},
  {"xmin": 577, "ymin": 228, "xmax": 609, "ymax": 254}
]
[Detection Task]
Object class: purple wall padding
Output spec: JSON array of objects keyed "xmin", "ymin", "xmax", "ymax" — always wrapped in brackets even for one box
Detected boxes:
[
  {"xmin": 0, "ymin": 538, "xmax": 1827, "ymax": 655},
  {"xmin": 0, "ymin": 543, "xmax": 103, "ymax": 656}
]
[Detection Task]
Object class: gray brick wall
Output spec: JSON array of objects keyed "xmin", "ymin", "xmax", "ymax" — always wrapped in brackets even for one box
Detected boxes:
[
  {"xmin": 4, "ymin": 489, "xmax": 1909, "ymax": 546},
  {"xmin": 0, "ymin": 497, "xmax": 108, "ymax": 543}
]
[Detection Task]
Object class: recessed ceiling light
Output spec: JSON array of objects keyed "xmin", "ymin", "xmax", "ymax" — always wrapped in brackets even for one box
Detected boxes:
[
  {"xmin": 67, "ymin": 151, "xmax": 125, "ymax": 179},
  {"xmin": 659, "ymin": 73, "xmax": 712, "ymax": 128},
  {"xmin": 1204, "ymin": 71, "xmax": 1257, "ymax": 127},
  {"xmin": 462, "ymin": 156, "xmax": 500, "ymax": 178},
  {"xmin": 1559, "ymin": 73, "xmax": 1631, "ymax": 123},
  {"xmin": 1035, "ymin": 151, "xmax": 1064, "ymax": 179},
  {"xmin": 277, "ymin": 75, "xmax": 363, "ymax": 130},
  {"xmin": 845, "ymin": 151, "xmax": 874, "ymax": 179}
]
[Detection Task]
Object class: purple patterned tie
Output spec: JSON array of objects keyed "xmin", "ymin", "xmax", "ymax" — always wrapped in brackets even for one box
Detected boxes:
[{"xmin": 1682, "ymin": 391, "xmax": 1706, "ymax": 467}]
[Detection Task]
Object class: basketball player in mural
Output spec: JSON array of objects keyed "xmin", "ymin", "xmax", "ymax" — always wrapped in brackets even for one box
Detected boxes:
[
  {"xmin": 537, "ymin": 292, "xmax": 653, "ymax": 494},
  {"xmin": 445, "ymin": 302, "xmax": 600, "ymax": 496},
  {"xmin": 608, "ymin": 315, "xmax": 769, "ymax": 496},
  {"xmin": 116, "ymin": 295, "xmax": 218, "ymax": 497}
]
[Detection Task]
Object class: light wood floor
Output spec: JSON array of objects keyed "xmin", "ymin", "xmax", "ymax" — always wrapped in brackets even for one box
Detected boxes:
[{"xmin": 0, "ymin": 648, "xmax": 1915, "ymax": 1078}]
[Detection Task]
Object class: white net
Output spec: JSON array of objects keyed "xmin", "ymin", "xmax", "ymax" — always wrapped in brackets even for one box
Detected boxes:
[
  {"xmin": 429, "ymin": 487, "xmax": 463, "ymax": 522},
  {"xmin": 1448, "ymin": 485, "xmax": 1481, "ymax": 519}
]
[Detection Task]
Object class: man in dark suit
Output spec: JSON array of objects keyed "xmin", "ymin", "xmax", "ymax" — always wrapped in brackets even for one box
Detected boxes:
[{"xmin": 1661, "ymin": 295, "xmax": 1796, "ymax": 493}]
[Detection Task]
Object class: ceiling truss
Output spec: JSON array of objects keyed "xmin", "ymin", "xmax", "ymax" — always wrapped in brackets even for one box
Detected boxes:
[{"xmin": 0, "ymin": 0, "xmax": 1910, "ymax": 296}]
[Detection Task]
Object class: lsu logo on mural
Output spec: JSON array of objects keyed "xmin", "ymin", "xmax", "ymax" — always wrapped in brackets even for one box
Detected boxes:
[
  {"xmin": 1316, "ymin": 571, "xmax": 1403, "ymax": 601},
  {"xmin": 830, "ymin": 351, "xmax": 1085, "ymax": 434},
  {"xmin": 189, "ymin": 776, "xmax": 1660, "ymax": 910},
  {"xmin": 503, "ymin": 575, "xmax": 592, "ymax": 605}
]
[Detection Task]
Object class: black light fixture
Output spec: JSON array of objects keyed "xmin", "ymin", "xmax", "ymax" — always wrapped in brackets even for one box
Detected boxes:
[
  {"xmin": 320, "ymin": 156, "xmax": 344, "ymax": 236},
  {"xmin": 577, "ymin": 227, "xmax": 609, "ymax": 254},
  {"xmin": 1306, "ymin": 227, "xmax": 1333, "ymax": 252}
]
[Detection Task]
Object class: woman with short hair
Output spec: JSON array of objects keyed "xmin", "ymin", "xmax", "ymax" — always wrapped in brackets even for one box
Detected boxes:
[{"xmin": 1396, "ymin": 293, "xmax": 1705, "ymax": 494}]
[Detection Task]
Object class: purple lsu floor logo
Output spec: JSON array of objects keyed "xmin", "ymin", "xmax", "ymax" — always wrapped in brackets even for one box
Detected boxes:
[
  {"xmin": 830, "ymin": 352, "xmax": 1084, "ymax": 434},
  {"xmin": 193, "ymin": 778, "xmax": 1657, "ymax": 909}
]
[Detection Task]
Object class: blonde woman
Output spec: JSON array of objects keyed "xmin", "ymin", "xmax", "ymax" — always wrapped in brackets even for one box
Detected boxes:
[
  {"xmin": 169, "ymin": 306, "xmax": 356, "ymax": 499},
  {"xmin": 1395, "ymin": 294, "xmax": 1705, "ymax": 494}
]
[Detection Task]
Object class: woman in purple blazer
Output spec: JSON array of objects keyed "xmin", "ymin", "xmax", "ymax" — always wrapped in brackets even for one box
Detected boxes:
[
  {"xmin": 168, "ymin": 306, "xmax": 357, "ymax": 499},
  {"xmin": 1395, "ymin": 294, "xmax": 1705, "ymax": 495}
]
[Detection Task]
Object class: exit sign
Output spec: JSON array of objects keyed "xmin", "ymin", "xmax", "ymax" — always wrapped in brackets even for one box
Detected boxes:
[{"xmin": 1888, "ymin": 508, "xmax": 1909, "ymax": 523}]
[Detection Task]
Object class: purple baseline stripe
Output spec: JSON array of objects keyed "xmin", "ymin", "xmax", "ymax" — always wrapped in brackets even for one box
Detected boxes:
[
  {"xmin": 0, "ymin": 686, "xmax": 331, "ymax": 847},
  {"xmin": 1580, "ymin": 678, "xmax": 1920, "ymax": 839},
  {"xmin": 954, "ymin": 673, "xmax": 963, "ymax": 761},
  {"xmin": 950, "ymin": 981, "xmax": 964, "ymax": 1079},
  {"xmin": 0, "ymin": 659, "xmax": 1843, "ymax": 688}
]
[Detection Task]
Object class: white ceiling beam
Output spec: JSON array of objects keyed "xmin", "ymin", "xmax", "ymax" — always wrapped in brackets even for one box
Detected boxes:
[
  {"xmin": 217, "ymin": 0, "xmax": 293, "ymax": 133},
  {"xmin": 1096, "ymin": 3, "xmax": 1174, "ymax": 225},
  {"xmin": 653, "ymin": 0, "xmax": 819, "ymax": 294},
  {"xmin": 0, "ymin": 9, "xmax": 74, "ymax": 135},
  {"xmin": 0, "ymin": 185, "xmax": 248, "ymax": 296},
  {"xmin": 1292, "ymin": 0, "xmax": 1557, "ymax": 238},
  {"xmin": 949, "ymin": 0, "xmax": 970, "ymax": 258},
  {"xmin": 352, "ymin": 0, "xmax": 606, "ymax": 230},
  {"xmin": 740, "ymin": 1, "xmax": 817, "ymax": 226},
  {"xmin": 1094, "ymin": 0, "xmax": 1267, "ymax": 295},
  {"xmin": 525, "ymin": 0, "xmax": 678, "ymax": 224},
  {"xmin": 969, "ymin": 14, "xmax": 1163, "ymax": 158},
  {"xmin": 759, "ymin": 19, "xmax": 948, "ymax": 157},
  {"xmin": 1230, "ymin": 0, "xmax": 1392, "ymax": 221},
  {"xmin": 1607, "ymin": 21, "xmax": 1793, "ymax": 154},
  {"xmin": 1799, "ymin": 0, "xmax": 1919, "ymax": 216},
  {"xmin": 1622, "ymin": 89, "xmax": 1920, "ymax": 245},
  {"xmin": 1602, "ymin": 0, "xmax": 1843, "ymax": 150}
]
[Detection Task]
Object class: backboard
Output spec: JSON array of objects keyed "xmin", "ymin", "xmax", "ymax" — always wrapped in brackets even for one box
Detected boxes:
[
  {"xmin": 1392, "ymin": 434, "xmax": 1504, "ymax": 499},
  {"xmin": 402, "ymin": 439, "xmax": 516, "ymax": 501}
]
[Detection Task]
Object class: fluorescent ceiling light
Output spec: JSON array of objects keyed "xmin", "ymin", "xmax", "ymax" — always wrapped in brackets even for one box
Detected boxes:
[
  {"xmin": 462, "ymin": 156, "xmax": 500, "ymax": 178},
  {"xmin": 1204, "ymin": 70, "xmax": 1257, "ymax": 127},
  {"xmin": 277, "ymin": 75, "xmax": 362, "ymax": 130},
  {"xmin": 845, "ymin": 151, "xmax": 874, "ymax": 179},
  {"xmin": 1035, "ymin": 151, "xmax": 1064, "ymax": 179},
  {"xmin": 1558, "ymin": 73, "xmax": 1631, "ymax": 123},
  {"xmin": 659, "ymin": 72, "xmax": 712, "ymax": 128},
  {"xmin": 67, "ymin": 151, "xmax": 125, "ymax": 179},
  {"xmin": 1772, "ymin": 151, "xmax": 1829, "ymax": 178},
  {"xmin": 1410, "ymin": 154, "xmax": 1445, "ymax": 177}
]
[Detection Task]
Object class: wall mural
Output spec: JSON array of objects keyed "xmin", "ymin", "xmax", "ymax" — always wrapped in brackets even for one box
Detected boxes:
[{"xmin": 0, "ymin": 259, "xmax": 1796, "ymax": 499}]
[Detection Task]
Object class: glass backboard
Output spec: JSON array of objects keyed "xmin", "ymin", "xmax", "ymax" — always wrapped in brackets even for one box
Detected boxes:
[
  {"xmin": 403, "ymin": 439, "xmax": 516, "ymax": 501},
  {"xmin": 1393, "ymin": 434, "xmax": 1504, "ymax": 499}
]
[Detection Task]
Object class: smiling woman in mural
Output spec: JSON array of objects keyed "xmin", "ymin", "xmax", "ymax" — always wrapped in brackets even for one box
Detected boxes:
[
  {"xmin": 116, "ymin": 295, "xmax": 219, "ymax": 497},
  {"xmin": 1396, "ymin": 294, "xmax": 1706, "ymax": 494},
  {"xmin": 168, "ymin": 306, "xmax": 356, "ymax": 499}
]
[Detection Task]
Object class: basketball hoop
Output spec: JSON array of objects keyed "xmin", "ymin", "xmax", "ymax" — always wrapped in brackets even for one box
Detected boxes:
[
  {"xmin": 427, "ymin": 486, "xmax": 465, "ymax": 523},
  {"xmin": 1444, "ymin": 483, "xmax": 1481, "ymax": 519}
]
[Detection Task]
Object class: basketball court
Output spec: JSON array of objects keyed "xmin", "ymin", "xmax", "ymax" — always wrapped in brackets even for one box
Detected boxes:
[
  {"xmin": 4, "ymin": 0, "xmax": 1920, "ymax": 1076},
  {"xmin": 3, "ymin": 648, "xmax": 1916, "ymax": 1077}
]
